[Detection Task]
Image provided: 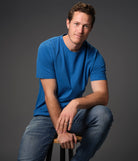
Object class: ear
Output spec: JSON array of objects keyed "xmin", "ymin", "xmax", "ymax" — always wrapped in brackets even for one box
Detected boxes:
[{"xmin": 66, "ymin": 19, "xmax": 70, "ymax": 29}]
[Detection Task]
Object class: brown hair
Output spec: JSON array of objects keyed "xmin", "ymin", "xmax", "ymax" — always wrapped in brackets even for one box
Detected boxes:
[{"xmin": 68, "ymin": 2, "xmax": 96, "ymax": 27}]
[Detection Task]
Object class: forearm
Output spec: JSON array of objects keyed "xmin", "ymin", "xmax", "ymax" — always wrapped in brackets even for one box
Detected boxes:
[
  {"xmin": 46, "ymin": 96, "xmax": 77, "ymax": 148},
  {"xmin": 56, "ymin": 90, "xmax": 108, "ymax": 134},
  {"xmin": 74, "ymin": 91, "xmax": 109, "ymax": 109},
  {"xmin": 45, "ymin": 95, "xmax": 62, "ymax": 132},
  {"xmin": 42, "ymin": 78, "xmax": 76, "ymax": 134}
]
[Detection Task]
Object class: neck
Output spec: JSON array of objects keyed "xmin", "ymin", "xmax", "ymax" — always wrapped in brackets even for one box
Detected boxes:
[{"xmin": 63, "ymin": 34, "xmax": 82, "ymax": 52}]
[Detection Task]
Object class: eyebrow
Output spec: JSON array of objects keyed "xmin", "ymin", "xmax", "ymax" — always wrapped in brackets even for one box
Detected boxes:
[{"xmin": 73, "ymin": 21, "xmax": 91, "ymax": 26}]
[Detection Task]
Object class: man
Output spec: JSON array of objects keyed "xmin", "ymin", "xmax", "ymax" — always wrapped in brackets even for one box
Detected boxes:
[{"xmin": 18, "ymin": 2, "xmax": 113, "ymax": 161}]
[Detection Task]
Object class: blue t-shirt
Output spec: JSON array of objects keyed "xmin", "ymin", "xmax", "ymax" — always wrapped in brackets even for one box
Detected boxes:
[{"xmin": 34, "ymin": 35, "xmax": 107, "ymax": 116}]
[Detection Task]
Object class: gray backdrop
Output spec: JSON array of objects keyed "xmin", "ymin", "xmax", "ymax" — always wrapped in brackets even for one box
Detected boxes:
[{"xmin": 1, "ymin": 0, "xmax": 138, "ymax": 160}]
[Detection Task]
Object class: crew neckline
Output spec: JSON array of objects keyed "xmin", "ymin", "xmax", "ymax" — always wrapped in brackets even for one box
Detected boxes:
[{"xmin": 61, "ymin": 34, "xmax": 85, "ymax": 54}]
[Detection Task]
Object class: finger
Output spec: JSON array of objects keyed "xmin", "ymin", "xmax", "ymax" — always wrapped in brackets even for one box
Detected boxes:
[
  {"xmin": 61, "ymin": 143, "xmax": 65, "ymax": 149},
  {"xmin": 64, "ymin": 142, "xmax": 69, "ymax": 149},
  {"xmin": 73, "ymin": 134, "xmax": 77, "ymax": 144},
  {"xmin": 57, "ymin": 117, "xmax": 64, "ymax": 133},
  {"xmin": 66, "ymin": 142, "xmax": 71, "ymax": 149},
  {"xmin": 59, "ymin": 118, "xmax": 65, "ymax": 133},
  {"xmin": 68, "ymin": 118, "xmax": 73, "ymax": 131},
  {"xmin": 70, "ymin": 138, "xmax": 74, "ymax": 149},
  {"xmin": 63, "ymin": 121, "xmax": 68, "ymax": 133}
]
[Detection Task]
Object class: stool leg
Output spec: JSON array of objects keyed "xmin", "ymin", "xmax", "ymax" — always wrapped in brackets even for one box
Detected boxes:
[
  {"xmin": 60, "ymin": 147, "xmax": 65, "ymax": 161},
  {"xmin": 68, "ymin": 149, "xmax": 73, "ymax": 161},
  {"xmin": 46, "ymin": 144, "xmax": 53, "ymax": 161}
]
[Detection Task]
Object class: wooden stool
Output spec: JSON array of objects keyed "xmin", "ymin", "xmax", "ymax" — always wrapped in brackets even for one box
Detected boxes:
[{"xmin": 46, "ymin": 136, "xmax": 82, "ymax": 161}]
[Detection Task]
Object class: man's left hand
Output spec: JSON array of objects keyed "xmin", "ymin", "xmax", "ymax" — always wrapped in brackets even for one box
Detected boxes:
[{"xmin": 56, "ymin": 100, "xmax": 78, "ymax": 133}]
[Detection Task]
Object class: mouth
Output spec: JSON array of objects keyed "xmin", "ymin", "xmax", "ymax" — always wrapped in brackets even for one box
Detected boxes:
[{"xmin": 75, "ymin": 34, "xmax": 83, "ymax": 39}]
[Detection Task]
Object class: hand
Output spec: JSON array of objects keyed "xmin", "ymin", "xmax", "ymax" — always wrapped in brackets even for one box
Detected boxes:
[
  {"xmin": 56, "ymin": 100, "xmax": 78, "ymax": 133},
  {"xmin": 58, "ymin": 132, "xmax": 77, "ymax": 149}
]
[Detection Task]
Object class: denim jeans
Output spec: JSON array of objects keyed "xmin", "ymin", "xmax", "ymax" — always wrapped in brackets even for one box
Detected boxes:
[{"xmin": 18, "ymin": 105, "xmax": 113, "ymax": 161}]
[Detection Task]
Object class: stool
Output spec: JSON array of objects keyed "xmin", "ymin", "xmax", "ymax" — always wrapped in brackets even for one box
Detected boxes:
[{"xmin": 46, "ymin": 136, "xmax": 82, "ymax": 161}]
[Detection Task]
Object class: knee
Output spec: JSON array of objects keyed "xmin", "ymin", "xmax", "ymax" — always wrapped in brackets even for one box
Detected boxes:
[{"xmin": 88, "ymin": 105, "xmax": 113, "ymax": 127}]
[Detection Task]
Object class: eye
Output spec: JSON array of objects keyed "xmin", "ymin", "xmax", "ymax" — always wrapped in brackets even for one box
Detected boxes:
[
  {"xmin": 83, "ymin": 24, "xmax": 89, "ymax": 28},
  {"xmin": 74, "ymin": 22, "xmax": 79, "ymax": 26}
]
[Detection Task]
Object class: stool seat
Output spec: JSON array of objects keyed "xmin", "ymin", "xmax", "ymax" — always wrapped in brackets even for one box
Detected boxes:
[
  {"xmin": 46, "ymin": 136, "xmax": 82, "ymax": 161},
  {"xmin": 53, "ymin": 135, "xmax": 82, "ymax": 143}
]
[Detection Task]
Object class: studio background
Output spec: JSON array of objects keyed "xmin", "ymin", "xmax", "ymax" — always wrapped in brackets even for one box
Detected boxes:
[{"xmin": 1, "ymin": 0, "xmax": 137, "ymax": 160}]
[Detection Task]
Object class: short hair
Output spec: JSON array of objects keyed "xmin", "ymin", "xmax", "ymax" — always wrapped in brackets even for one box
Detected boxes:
[{"xmin": 68, "ymin": 2, "xmax": 96, "ymax": 27}]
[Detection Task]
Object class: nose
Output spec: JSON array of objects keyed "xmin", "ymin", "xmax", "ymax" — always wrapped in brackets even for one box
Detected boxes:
[{"xmin": 78, "ymin": 25, "xmax": 84, "ymax": 34}]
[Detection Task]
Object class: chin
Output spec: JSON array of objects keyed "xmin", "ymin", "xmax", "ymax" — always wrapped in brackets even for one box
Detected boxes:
[{"xmin": 75, "ymin": 40, "xmax": 84, "ymax": 46}]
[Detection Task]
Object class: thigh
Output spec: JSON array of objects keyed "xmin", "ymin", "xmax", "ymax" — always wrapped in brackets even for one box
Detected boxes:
[
  {"xmin": 70, "ymin": 109, "xmax": 88, "ymax": 135},
  {"xmin": 70, "ymin": 105, "xmax": 113, "ymax": 135},
  {"xmin": 18, "ymin": 116, "xmax": 56, "ymax": 161},
  {"xmin": 85, "ymin": 105, "xmax": 113, "ymax": 127},
  {"xmin": 70, "ymin": 106, "xmax": 113, "ymax": 161}
]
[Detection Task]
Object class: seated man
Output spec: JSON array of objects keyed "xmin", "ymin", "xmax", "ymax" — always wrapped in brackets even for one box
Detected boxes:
[{"xmin": 18, "ymin": 2, "xmax": 113, "ymax": 161}]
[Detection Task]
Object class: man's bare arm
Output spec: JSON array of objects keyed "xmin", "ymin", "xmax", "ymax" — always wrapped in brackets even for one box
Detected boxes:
[
  {"xmin": 57, "ymin": 80, "xmax": 109, "ymax": 132},
  {"xmin": 40, "ymin": 79, "xmax": 62, "ymax": 130},
  {"xmin": 75, "ymin": 80, "xmax": 109, "ymax": 109},
  {"xmin": 40, "ymin": 79, "xmax": 77, "ymax": 149}
]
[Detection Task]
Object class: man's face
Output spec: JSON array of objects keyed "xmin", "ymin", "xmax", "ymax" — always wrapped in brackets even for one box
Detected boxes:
[{"xmin": 66, "ymin": 11, "xmax": 92, "ymax": 46}]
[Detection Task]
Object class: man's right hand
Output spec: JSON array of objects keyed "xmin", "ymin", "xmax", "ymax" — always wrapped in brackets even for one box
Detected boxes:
[{"xmin": 57, "ymin": 132, "xmax": 77, "ymax": 149}]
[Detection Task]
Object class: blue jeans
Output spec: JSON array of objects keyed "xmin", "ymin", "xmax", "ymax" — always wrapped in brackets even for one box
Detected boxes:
[{"xmin": 18, "ymin": 105, "xmax": 113, "ymax": 161}]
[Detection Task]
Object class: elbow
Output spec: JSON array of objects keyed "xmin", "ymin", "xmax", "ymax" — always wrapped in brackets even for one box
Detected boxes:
[
  {"xmin": 103, "ymin": 94, "xmax": 109, "ymax": 106},
  {"xmin": 99, "ymin": 91, "xmax": 109, "ymax": 106},
  {"xmin": 103, "ymin": 100, "xmax": 108, "ymax": 106}
]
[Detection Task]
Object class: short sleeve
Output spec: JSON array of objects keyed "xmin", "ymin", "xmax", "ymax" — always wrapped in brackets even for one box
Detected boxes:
[
  {"xmin": 36, "ymin": 43, "xmax": 56, "ymax": 79},
  {"xmin": 90, "ymin": 51, "xmax": 107, "ymax": 81}
]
